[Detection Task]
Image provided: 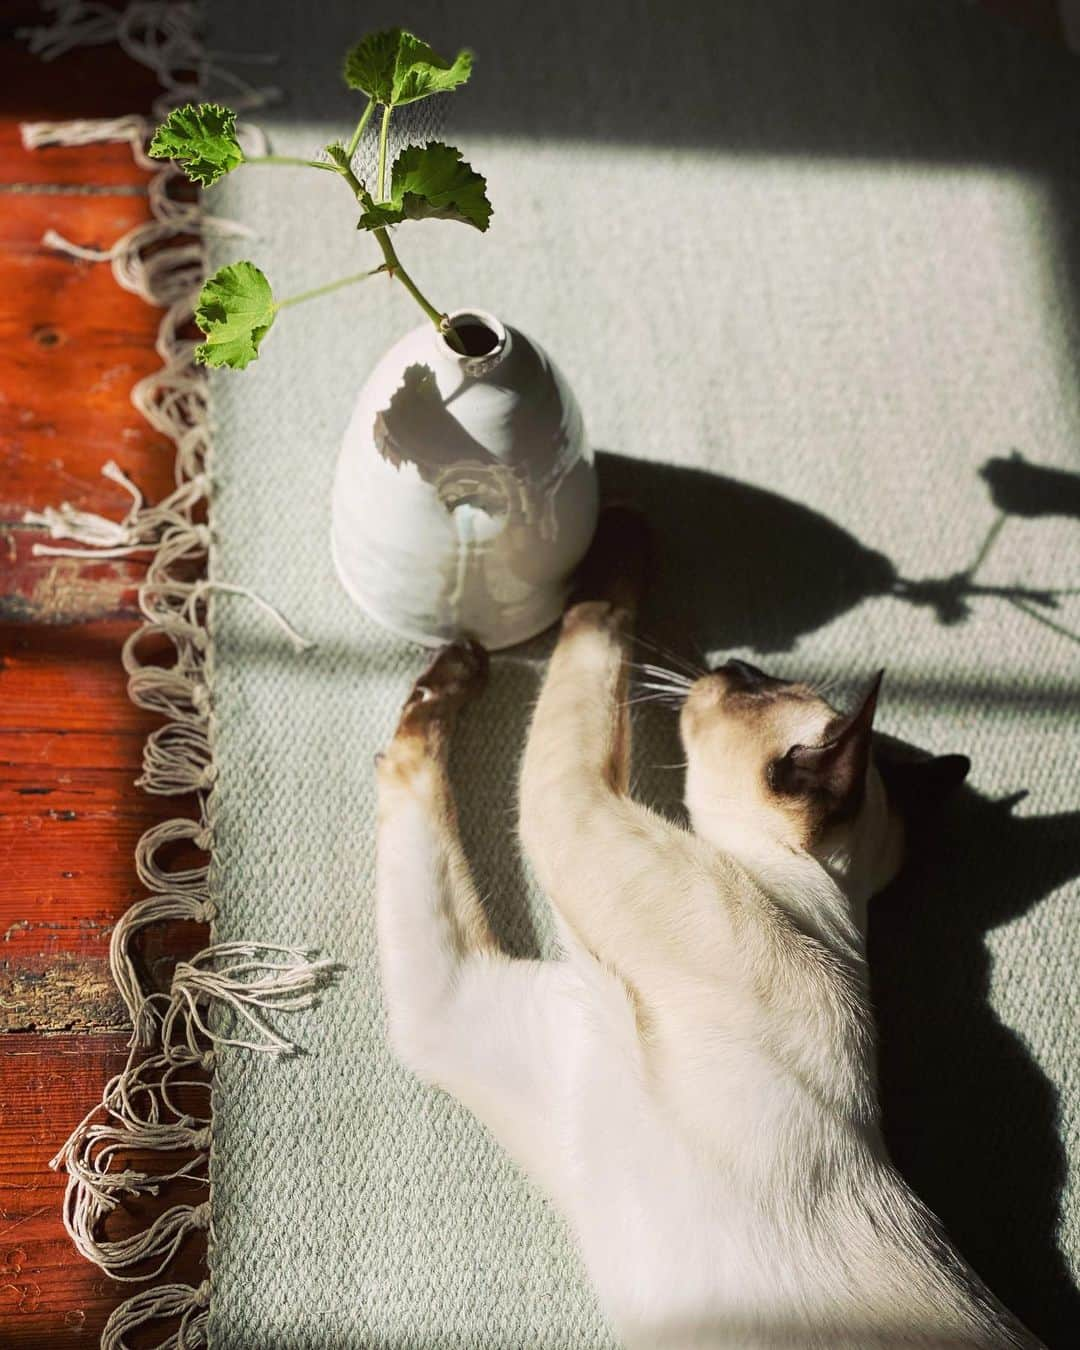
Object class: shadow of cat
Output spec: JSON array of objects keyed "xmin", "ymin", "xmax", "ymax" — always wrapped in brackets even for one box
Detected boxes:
[
  {"xmin": 869, "ymin": 768, "xmax": 1080, "ymax": 1350},
  {"xmin": 595, "ymin": 451, "xmax": 895, "ymax": 656},
  {"xmin": 449, "ymin": 650, "xmax": 552, "ymax": 961}
]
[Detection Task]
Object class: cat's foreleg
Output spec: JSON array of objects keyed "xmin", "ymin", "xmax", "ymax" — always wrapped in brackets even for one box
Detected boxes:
[
  {"xmin": 375, "ymin": 641, "xmax": 497, "ymax": 1074},
  {"xmin": 376, "ymin": 643, "xmax": 575, "ymax": 1186},
  {"xmin": 519, "ymin": 506, "xmax": 646, "ymax": 816},
  {"xmin": 518, "ymin": 509, "xmax": 690, "ymax": 959},
  {"xmin": 524, "ymin": 598, "xmax": 633, "ymax": 804}
]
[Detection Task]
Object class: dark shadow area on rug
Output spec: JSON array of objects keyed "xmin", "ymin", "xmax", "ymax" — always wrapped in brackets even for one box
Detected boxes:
[
  {"xmin": 267, "ymin": 0, "xmax": 1080, "ymax": 163},
  {"xmin": 594, "ymin": 450, "xmax": 1073, "ymax": 657},
  {"xmin": 871, "ymin": 762, "xmax": 1080, "ymax": 1350}
]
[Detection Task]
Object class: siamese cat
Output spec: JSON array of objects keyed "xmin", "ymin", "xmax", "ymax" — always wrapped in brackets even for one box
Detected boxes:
[{"xmin": 374, "ymin": 511, "xmax": 1042, "ymax": 1350}]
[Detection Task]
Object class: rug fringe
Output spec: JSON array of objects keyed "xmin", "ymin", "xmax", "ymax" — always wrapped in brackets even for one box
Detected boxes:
[
  {"xmin": 19, "ymin": 0, "xmax": 280, "ymax": 117},
  {"xmin": 20, "ymin": 3, "xmax": 327, "ymax": 1342},
  {"xmin": 100, "ymin": 1280, "xmax": 211, "ymax": 1350}
]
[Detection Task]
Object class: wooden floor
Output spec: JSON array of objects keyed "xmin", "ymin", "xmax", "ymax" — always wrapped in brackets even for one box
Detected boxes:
[{"xmin": 0, "ymin": 8, "xmax": 206, "ymax": 1343}]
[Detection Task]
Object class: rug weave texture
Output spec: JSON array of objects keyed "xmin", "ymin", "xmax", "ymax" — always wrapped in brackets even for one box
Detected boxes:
[{"xmin": 205, "ymin": 3, "xmax": 1080, "ymax": 1346}]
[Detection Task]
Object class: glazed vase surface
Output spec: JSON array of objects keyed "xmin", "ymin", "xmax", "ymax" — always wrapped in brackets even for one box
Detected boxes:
[{"xmin": 331, "ymin": 309, "xmax": 597, "ymax": 649}]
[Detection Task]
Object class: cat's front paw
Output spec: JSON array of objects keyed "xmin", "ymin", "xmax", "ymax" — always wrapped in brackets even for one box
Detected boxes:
[
  {"xmin": 398, "ymin": 640, "xmax": 489, "ymax": 728},
  {"xmin": 378, "ymin": 642, "xmax": 489, "ymax": 780},
  {"xmin": 415, "ymin": 639, "xmax": 488, "ymax": 702}
]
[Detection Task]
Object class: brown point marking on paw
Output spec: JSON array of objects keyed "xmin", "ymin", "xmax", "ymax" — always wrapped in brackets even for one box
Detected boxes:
[
  {"xmin": 561, "ymin": 599, "xmax": 618, "ymax": 637},
  {"xmin": 394, "ymin": 640, "xmax": 489, "ymax": 740},
  {"xmin": 419, "ymin": 639, "xmax": 489, "ymax": 696}
]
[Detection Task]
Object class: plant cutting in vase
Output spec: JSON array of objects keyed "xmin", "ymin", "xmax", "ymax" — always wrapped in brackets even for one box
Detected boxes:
[
  {"xmin": 149, "ymin": 27, "xmax": 490, "ymax": 365},
  {"xmin": 150, "ymin": 26, "xmax": 598, "ymax": 650}
]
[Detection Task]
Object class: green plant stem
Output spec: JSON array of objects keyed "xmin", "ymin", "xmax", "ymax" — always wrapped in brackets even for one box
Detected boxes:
[
  {"xmin": 246, "ymin": 155, "xmax": 340, "ymax": 172},
  {"xmin": 376, "ymin": 104, "xmax": 392, "ymax": 200},
  {"xmin": 369, "ymin": 228, "xmax": 442, "ymax": 324},
  {"xmin": 336, "ymin": 144, "xmax": 466, "ymax": 355},
  {"xmin": 276, "ymin": 268, "xmax": 384, "ymax": 309},
  {"xmin": 345, "ymin": 99, "xmax": 375, "ymax": 160},
  {"xmin": 334, "ymin": 161, "xmax": 366, "ymax": 198}
]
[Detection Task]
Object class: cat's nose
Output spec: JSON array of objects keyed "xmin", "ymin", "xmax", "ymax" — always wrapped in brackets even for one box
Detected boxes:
[{"xmin": 717, "ymin": 658, "xmax": 771, "ymax": 690}]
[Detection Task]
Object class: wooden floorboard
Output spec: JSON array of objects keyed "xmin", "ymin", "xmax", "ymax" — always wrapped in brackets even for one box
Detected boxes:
[
  {"xmin": 0, "ymin": 536, "xmax": 144, "ymax": 625},
  {"xmin": 0, "ymin": 7, "xmax": 207, "ymax": 1343},
  {"xmin": 0, "ymin": 7, "xmax": 162, "ymax": 189},
  {"xmin": 0, "ymin": 192, "xmax": 175, "ymax": 524},
  {"xmin": 0, "ymin": 1034, "xmax": 209, "ymax": 1345}
]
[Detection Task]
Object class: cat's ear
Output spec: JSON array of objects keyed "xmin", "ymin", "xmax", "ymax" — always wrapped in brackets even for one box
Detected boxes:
[{"xmin": 769, "ymin": 670, "xmax": 883, "ymax": 818}]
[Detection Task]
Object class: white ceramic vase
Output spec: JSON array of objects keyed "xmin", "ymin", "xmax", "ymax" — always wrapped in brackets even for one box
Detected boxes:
[{"xmin": 331, "ymin": 308, "xmax": 597, "ymax": 649}]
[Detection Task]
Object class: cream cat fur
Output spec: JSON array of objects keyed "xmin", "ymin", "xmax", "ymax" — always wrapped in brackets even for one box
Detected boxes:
[{"xmin": 374, "ymin": 527, "xmax": 1042, "ymax": 1350}]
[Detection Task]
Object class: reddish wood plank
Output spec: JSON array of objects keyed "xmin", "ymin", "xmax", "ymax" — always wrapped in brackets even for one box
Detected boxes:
[
  {"xmin": 0, "ymin": 1033, "xmax": 208, "ymax": 1348},
  {"xmin": 0, "ymin": 760, "xmax": 179, "ymax": 899},
  {"xmin": 0, "ymin": 1, "xmax": 161, "ymax": 188},
  {"xmin": 1, "ymin": 727, "xmax": 155, "ymax": 774},
  {"xmin": 0, "ymin": 623, "xmax": 204, "ymax": 1032},
  {"xmin": 0, "ymin": 193, "xmax": 176, "ymax": 523},
  {"xmin": 0, "ymin": 1032, "xmax": 135, "ymax": 1345},
  {"xmin": 0, "ymin": 528, "xmax": 143, "ymax": 624},
  {"xmin": 0, "ymin": 10, "xmax": 191, "ymax": 1343},
  {"xmin": 0, "ymin": 763, "xmax": 202, "ymax": 1033},
  {"xmin": 0, "ymin": 622, "xmax": 158, "ymax": 737}
]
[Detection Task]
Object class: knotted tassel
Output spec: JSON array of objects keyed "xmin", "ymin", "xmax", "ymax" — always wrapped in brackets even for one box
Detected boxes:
[{"xmin": 101, "ymin": 1278, "xmax": 211, "ymax": 1350}]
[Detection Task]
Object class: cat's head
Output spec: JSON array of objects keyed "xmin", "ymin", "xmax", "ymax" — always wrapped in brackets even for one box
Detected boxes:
[{"xmin": 679, "ymin": 660, "xmax": 968, "ymax": 913}]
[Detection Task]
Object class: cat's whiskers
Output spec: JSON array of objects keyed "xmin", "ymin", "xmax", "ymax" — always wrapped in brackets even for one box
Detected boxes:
[
  {"xmin": 631, "ymin": 633, "xmax": 706, "ymax": 682},
  {"xmin": 630, "ymin": 682, "xmax": 691, "ymax": 702},
  {"xmin": 807, "ymin": 675, "xmax": 845, "ymax": 702},
  {"xmin": 628, "ymin": 661, "xmax": 695, "ymax": 710},
  {"xmin": 632, "ymin": 678, "xmax": 694, "ymax": 698},
  {"xmin": 633, "ymin": 662, "xmax": 694, "ymax": 688},
  {"xmin": 621, "ymin": 691, "xmax": 686, "ymax": 710}
]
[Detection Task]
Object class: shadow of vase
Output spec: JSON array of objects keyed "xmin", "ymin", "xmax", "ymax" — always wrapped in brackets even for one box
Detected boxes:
[{"xmin": 594, "ymin": 450, "xmax": 897, "ymax": 656}]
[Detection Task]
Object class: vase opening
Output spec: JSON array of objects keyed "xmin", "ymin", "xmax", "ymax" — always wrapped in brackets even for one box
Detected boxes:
[
  {"xmin": 452, "ymin": 320, "xmax": 499, "ymax": 356},
  {"xmin": 439, "ymin": 308, "xmax": 507, "ymax": 365}
]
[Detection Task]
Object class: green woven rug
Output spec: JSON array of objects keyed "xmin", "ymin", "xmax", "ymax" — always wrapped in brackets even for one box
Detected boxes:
[{"xmin": 205, "ymin": 3, "xmax": 1080, "ymax": 1346}]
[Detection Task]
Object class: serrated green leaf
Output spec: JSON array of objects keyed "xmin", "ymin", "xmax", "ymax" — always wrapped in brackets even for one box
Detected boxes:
[
  {"xmin": 343, "ymin": 29, "xmax": 400, "ymax": 103},
  {"xmin": 343, "ymin": 28, "xmax": 472, "ymax": 106},
  {"xmin": 148, "ymin": 103, "xmax": 244, "ymax": 187},
  {"xmin": 193, "ymin": 261, "xmax": 277, "ymax": 369},
  {"xmin": 358, "ymin": 142, "xmax": 491, "ymax": 232}
]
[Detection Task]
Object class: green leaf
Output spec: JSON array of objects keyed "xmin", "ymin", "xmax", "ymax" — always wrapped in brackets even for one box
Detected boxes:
[
  {"xmin": 193, "ymin": 262, "xmax": 277, "ymax": 369},
  {"xmin": 358, "ymin": 142, "xmax": 491, "ymax": 232},
  {"xmin": 148, "ymin": 103, "xmax": 244, "ymax": 187},
  {"xmin": 324, "ymin": 141, "xmax": 353, "ymax": 174},
  {"xmin": 343, "ymin": 28, "xmax": 472, "ymax": 106}
]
